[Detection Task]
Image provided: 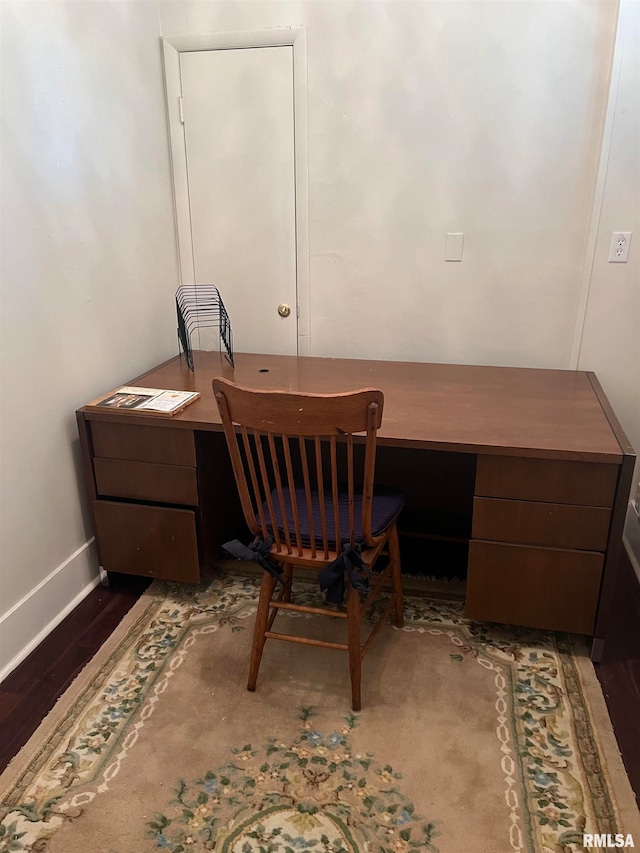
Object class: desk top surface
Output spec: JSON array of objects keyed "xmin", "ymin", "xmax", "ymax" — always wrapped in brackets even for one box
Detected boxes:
[{"xmin": 81, "ymin": 351, "xmax": 631, "ymax": 463}]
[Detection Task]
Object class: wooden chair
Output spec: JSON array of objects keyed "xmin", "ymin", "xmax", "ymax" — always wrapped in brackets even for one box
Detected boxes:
[{"xmin": 213, "ymin": 378, "xmax": 405, "ymax": 711}]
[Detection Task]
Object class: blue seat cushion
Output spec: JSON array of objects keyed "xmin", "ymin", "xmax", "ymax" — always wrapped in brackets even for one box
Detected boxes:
[{"xmin": 261, "ymin": 485, "xmax": 404, "ymax": 548}]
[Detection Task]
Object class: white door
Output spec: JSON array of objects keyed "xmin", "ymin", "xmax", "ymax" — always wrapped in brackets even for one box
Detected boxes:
[{"xmin": 179, "ymin": 46, "xmax": 298, "ymax": 356}]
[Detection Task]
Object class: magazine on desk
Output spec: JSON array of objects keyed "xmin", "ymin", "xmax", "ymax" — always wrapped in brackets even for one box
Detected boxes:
[{"xmin": 85, "ymin": 386, "xmax": 200, "ymax": 417}]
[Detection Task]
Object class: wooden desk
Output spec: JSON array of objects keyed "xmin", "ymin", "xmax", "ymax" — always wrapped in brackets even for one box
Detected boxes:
[{"xmin": 76, "ymin": 352, "xmax": 635, "ymax": 655}]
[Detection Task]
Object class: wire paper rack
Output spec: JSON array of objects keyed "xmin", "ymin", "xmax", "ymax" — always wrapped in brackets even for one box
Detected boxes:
[{"xmin": 176, "ymin": 284, "xmax": 234, "ymax": 370}]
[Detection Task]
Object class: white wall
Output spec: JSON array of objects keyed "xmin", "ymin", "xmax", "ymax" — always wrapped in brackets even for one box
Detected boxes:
[
  {"xmin": 575, "ymin": 0, "xmax": 640, "ymax": 571},
  {"xmin": 161, "ymin": 0, "xmax": 618, "ymax": 368},
  {"xmin": 0, "ymin": 1, "xmax": 179, "ymax": 676}
]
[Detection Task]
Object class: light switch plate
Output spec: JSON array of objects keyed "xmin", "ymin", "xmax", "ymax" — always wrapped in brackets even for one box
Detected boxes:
[{"xmin": 445, "ymin": 233, "xmax": 464, "ymax": 262}]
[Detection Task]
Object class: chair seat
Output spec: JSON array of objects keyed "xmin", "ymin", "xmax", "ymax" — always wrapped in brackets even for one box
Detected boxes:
[{"xmin": 261, "ymin": 485, "xmax": 405, "ymax": 548}]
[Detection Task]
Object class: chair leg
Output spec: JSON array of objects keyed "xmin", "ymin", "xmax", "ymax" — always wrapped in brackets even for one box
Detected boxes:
[
  {"xmin": 282, "ymin": 562, "xmax": 293, "ymax": 603},
  {"xmin": 389, "ymin": 523, "xmax": 404, "ymax": 628},
  {"xmin": 267, "ymin": 562, "xmax": 292, "ymax": 632},
  {"xmin": 248, "ymin": 570, "xmax": 278, "ymax": 692},
  {"xmin": 347, "ymin": 583, "xmax": 362, "ymax": 712}
]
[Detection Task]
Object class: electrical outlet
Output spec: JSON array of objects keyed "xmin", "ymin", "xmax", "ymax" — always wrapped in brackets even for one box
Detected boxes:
[{"xmin": 608, "ymin": 231, "xmax": 632, "ymax": 263}]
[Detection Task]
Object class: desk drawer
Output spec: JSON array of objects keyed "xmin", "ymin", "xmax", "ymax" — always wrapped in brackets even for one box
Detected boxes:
[
  {"xmin": 472, "ymin": 497, "xmax": 611, "ymax": 551},
  {"xmin": 94, "ymin": 458, "xmax": 198, "ymax": 506},
  {"xmin": 91, "ymin": 421, "xmax": 196, "ymax": 466},
  {"xmin": 466, "ymin": 540, "xmax": 602, "ymax": 634},
  {"xmin": 475, "ymin": 456, "xmax": 617, "ymax": 507},
  {"xmin": 93, "ymin": 500, "xmax": 199, "ymax": 582}
]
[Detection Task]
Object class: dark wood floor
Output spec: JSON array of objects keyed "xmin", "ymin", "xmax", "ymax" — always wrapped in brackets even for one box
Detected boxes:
[
  {"xmin": 1, "ymin": 553, "xmax": 639, "ymax": 807},
  {"xmin": 0, "ymin": 573, "xmax": 151, "ymax": 772}
]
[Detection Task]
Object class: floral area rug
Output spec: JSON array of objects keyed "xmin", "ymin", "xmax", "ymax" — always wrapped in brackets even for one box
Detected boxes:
[{"xmin": 1, "ymin": 569, "xmax": 638, "ymax": 852}]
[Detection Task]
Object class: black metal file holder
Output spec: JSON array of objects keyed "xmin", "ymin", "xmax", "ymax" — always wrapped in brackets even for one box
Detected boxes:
[{"xmin": 176, "ymin": 284, "xmax": 234, "ymax": 370}]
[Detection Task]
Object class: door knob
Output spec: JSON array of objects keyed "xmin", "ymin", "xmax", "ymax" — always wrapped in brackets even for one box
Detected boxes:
[{"xmin": 278, "ymin": 303, "xmax": 291, "ymax": 318}]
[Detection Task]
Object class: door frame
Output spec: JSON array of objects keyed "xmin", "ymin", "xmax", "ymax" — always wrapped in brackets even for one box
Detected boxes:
[{"xmin": 162, "ymin": 28, "xmax": 310, "ymax": 356}]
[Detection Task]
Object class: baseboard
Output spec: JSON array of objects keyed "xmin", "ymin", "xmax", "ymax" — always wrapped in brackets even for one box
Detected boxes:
[{"xmin": 0, "ymin": 540, "xmax": 101, "ymax": 683}]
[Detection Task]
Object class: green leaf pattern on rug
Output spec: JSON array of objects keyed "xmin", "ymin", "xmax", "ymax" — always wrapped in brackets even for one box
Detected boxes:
[
  {"xmin": 515, "ymin": 649, "xmax": 592, "ymax": 839},
  {"xmin": 0, "ymin": 819, "xmax": 27, "ymax": 852},
  {"xmin": 147, "ymin": 707, "xmax": 439, "ymax": 853}
]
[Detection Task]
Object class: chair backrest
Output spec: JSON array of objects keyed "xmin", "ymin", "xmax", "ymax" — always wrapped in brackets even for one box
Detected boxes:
[{"xmin": 213, "ymin": 378, "xmax": 384, "ymax": 558}]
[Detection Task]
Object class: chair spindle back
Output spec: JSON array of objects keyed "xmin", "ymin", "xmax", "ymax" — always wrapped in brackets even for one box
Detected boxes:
[{"xmin": 213, "ymin": 379, "xmax": 385, "ymax": 558}]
